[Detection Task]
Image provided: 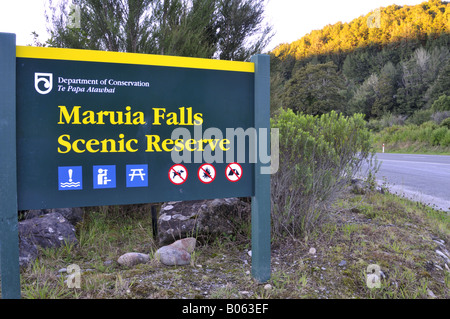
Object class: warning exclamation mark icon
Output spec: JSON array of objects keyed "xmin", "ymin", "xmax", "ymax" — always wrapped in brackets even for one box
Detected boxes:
[{"xmin": 58, "ymin": 166, "xmax": 82, "ymax": 190}]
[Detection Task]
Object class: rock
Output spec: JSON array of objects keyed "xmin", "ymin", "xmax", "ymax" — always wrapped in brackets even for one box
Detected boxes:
[
  {"xmin": 338, "ymin": 260, "xmax": 347, "ymax": 267},
  {"xmin": 117, "ymin": 252, "xmax": 149, "ymax": 267},
  {"xmin": 18, "ymin": 235, "xmax": 38, "ymax": 268},
  {"xmin": 103, "ymin": 260, "xmax": 114, "ymax": 267},
  {"xmin": 157, "ymin": 198, "xmax": 250, "ymax": 245},
  {"xmin": 350, "ymin": 178, "xmax": 372, "ymax": 195},
  {"xmin": 436, "ymin": 249, "xmax": 450, "ymax": 264},
  {"xmin": 23, "ymin": 207, "xmax": 84, "ymax": 226},
  {"xmin": 51, "ymin": 208, "xmax": 84, "ymax": 226},
  {"xmin": 169, "ymin": 237, "xmax": 196, "ymax": 253},
  {"xmin": 155, "ymin": 246, "xmax": 191, "ymax": 266},
  {"xmin": 19, "ymin": 212, "xmax": 78, "ymax": 250},
  {"xmin": 427, "ymin": 289, "xmax": 437, "ymax": 299},
  {"xmin": 154, "ymin": 238, "xmax": 196, "ymax": 266}
]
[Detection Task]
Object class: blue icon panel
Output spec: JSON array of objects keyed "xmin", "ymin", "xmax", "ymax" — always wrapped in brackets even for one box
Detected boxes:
[
  {"xmin": 126, "ymin": 164, "xmax": 148, "ymax": 188},
  {"xmin": 93, "ymin": 165, "xmax": 116, "ymax": 189},
  {"xmin": 58, "ymin": 166, "xmax": 82, "ymax": 190}
]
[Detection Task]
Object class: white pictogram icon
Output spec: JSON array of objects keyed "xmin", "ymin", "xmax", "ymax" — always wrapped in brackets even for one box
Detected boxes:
[
  {"xmin": 129, "ymin": 169, "xmax": 146, "ymax": 181},
  {"xmin": 97, "ymin": 168, "xmax": 112, "ymax": 185},
  {"xmin": 93, "ymin": 165, "xmax": 116, "ymax": 189}
]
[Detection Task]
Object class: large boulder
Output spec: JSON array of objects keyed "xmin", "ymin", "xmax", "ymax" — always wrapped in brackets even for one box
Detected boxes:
[
  {"xmin": 19, "ymin": 212, "xmax": 78, "ymax": 251},
  {"xmin": 157, "ymin": 198, "xmax": 250, "ymax": 246}
]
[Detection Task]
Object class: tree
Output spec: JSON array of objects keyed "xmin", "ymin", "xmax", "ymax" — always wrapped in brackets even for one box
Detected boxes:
[
  {"xmin": 425, "ymin": 60, "xmax": 450, "ymax": 107},
  {"xmin": 342, "ymin": 50, "xmax": 373, "ymax": 85},
  {"xmin": 46, "ymin": 0, "xmax": 154, "ymax": 52},
  {"xmin": 431, "ymin": 94, "xmax": 450, "ymax": 112},
  {"xmin": 45, "ymin": 0, "xmax": 272, "ymax": 60},
  {"xmin": 215, "ymin": 0, "xmax": 273, "ymax": 61},
  {"xmin": 371, "ymin": 61, "xmax": 399, "ymax": 117},
  {"xmin": 394, "ymin": 46, "xmax": 448, "ymax": 115},
  {"xmin": 282, "ymin": 62, "xmax": 346, "ymax": 115},
  {"xmin": 348, "ymin": 73, "xmax": 379, "ymax": 117},
  {"xmin": 150, "ymin": 0, "xmax": 218, "ymax": 57}
]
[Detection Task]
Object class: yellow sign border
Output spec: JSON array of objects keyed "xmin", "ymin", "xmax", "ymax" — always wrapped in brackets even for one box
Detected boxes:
[{"xmin": 16, "ymin": 46, "xmax": 255, "ymax": 73}]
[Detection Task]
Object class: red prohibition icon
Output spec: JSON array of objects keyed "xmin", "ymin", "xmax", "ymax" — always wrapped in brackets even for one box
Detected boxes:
[
  {"xmin": 168, "ymin": 164, "xmax": 188, "ymax": 185},
  {"xmin": 198, "ymin": 163, "xmax": 216, "ymax": 184},
  {"xmin": 225, "ymin": 162, "xmax": 243, "ymax": 182}
]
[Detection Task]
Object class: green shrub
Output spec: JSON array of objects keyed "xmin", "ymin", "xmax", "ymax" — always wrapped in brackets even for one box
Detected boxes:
[
  {"xmin": 431, "ymin": 95, "xmax": 450, "ymax": 112},
  {"xmin": 407, "ymin": 109, "xmax": 433, "ymax": 125},
  {"xmin": 440, "ymin": 117, "xmax": 450, "ymax": 129},
  {"xmin": 270, "ymin": 109, "xmax": 376, "ymax": 238},
  {"xmin": 441, "ymin": 131, "xmax": 450, "ymax": 147},
  {"xmin": 432, "ymin": 127, "xmax": 449, "ymax": 146}
]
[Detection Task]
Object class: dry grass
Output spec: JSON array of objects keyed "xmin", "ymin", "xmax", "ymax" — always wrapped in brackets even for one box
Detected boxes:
[{"xmin": 4, "ymin": 189, "xmax": 449, "ymax": 299}]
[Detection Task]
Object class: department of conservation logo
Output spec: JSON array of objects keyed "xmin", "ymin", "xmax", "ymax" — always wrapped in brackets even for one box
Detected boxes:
[{"xmin": 34, "ymin": 72, "xmax": 53, "ymax": 94}]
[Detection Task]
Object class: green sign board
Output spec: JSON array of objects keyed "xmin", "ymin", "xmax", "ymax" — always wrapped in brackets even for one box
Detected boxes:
[
  {"xmin": 1, "ymin": 33, "xmax": 270, "ymax": 299},
  {"xmin": 16, "ymin": 45, "xmax": 256, "ymax": 209}
]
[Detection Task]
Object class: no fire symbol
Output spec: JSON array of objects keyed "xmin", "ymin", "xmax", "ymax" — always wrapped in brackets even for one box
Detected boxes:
[
  {"xmin": 169, "ymin": 164, "xmax": 188, "ymax": 185},
  {"xmin": 225, "ymin": 163, "xmax": 243, "ymax": 182},
  {"xmin": 198, "ymin": 164, "xmax": 216, "ymax": 184}
]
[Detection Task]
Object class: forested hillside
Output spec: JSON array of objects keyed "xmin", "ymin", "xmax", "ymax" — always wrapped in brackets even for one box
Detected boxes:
[{"xmin": 270, "ymin": 0, "xmax": 450, "ymax": 121}]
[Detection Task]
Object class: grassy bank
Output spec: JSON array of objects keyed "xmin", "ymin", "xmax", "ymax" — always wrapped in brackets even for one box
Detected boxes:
[
  {"xmin": 372, "ymin": 121, "xmax": 450, "ymax": 155},
  {"xmin": 6, "ymin": 188, "xmax": 449, "ymax": 299}
]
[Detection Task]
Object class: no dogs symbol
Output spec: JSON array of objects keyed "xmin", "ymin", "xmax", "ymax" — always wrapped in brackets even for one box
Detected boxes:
[
  {"xmin": 225, "ymin": 163, "xmax": 243, "ymax": 182},
  {"xmin": 198, "ymin": 164, "xmax": 216, "ymax": 184},
  {"xmin": 169, "ymin": 164, "xmax": 188, "ymax": 185}
]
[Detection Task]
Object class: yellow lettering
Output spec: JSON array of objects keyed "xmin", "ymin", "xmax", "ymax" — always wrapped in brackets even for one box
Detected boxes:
[
  {"xmin": 174, "ymin": 139, "xmax": 184, "ymax": 152},
  {"xmin": 194, "ymin": 112, "xmax": 203, "ymax": 125},
  {"xmin": 126, "ymin": 139, "xmax": 138, "ymax": 152},
  {"xmin": 219, "ymin": 139, "xmax": 231, "ymax": 151},
  {"xmin": 133, "ymin": 112, "xmax": 146, "ymax": 125},
  {"xmin": 82, "ymin": 110, "xmax": 96, "ymax": 124},
  {"xmin": 166, "ymin": 112, "xmax": 178, "ymax": 125},
  {"xmin": 72, "ymin": 139, "xmax": 86, "ymax": 153},
  {"xmin": 162, "ymin": 139, "xmax": 175, "ymax": 152},
  {"xmin": 57, "ymin": 134, "xmax": 72, "ymax": 153},
  {"xmin": 86, "ymin": 139, "xmax": 100, "ymax": 153},
  {"xmin": 152, "ymin": 108, "xmax": 166, "ymax": 125},
  {"xmin": 145, "ymin": 135, "xmax": 162, "ymax": 152},
  {"xmin": 58, "ymin": 106, "xmax": 81, "ymax": 124},
  {"xmin": 207, "ymin": 139, "xmax": 220, "ymax": 151},
  {"xmin": 100, "ymin": 138, "xmax": 117, "ymax": 152},
  {"xmin": 185, "ymin": 139, "xmax": 197, "ymax": 151}
]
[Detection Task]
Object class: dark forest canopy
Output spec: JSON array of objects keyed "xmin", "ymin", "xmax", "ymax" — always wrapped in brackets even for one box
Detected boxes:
[{"xmin": 270, "ymin": 0, "xmax": 450, "ymax": 119}]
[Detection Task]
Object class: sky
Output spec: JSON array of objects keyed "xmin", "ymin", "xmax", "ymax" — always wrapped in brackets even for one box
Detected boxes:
[{"xmin": 0, "ymin": 0, "xmax": 428, "ymax": 50}]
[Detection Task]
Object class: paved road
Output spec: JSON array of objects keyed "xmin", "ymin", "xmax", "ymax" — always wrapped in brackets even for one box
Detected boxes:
[{"xmin": 373, "ymin": 153, "xmax": 450, "ymax": 212}]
